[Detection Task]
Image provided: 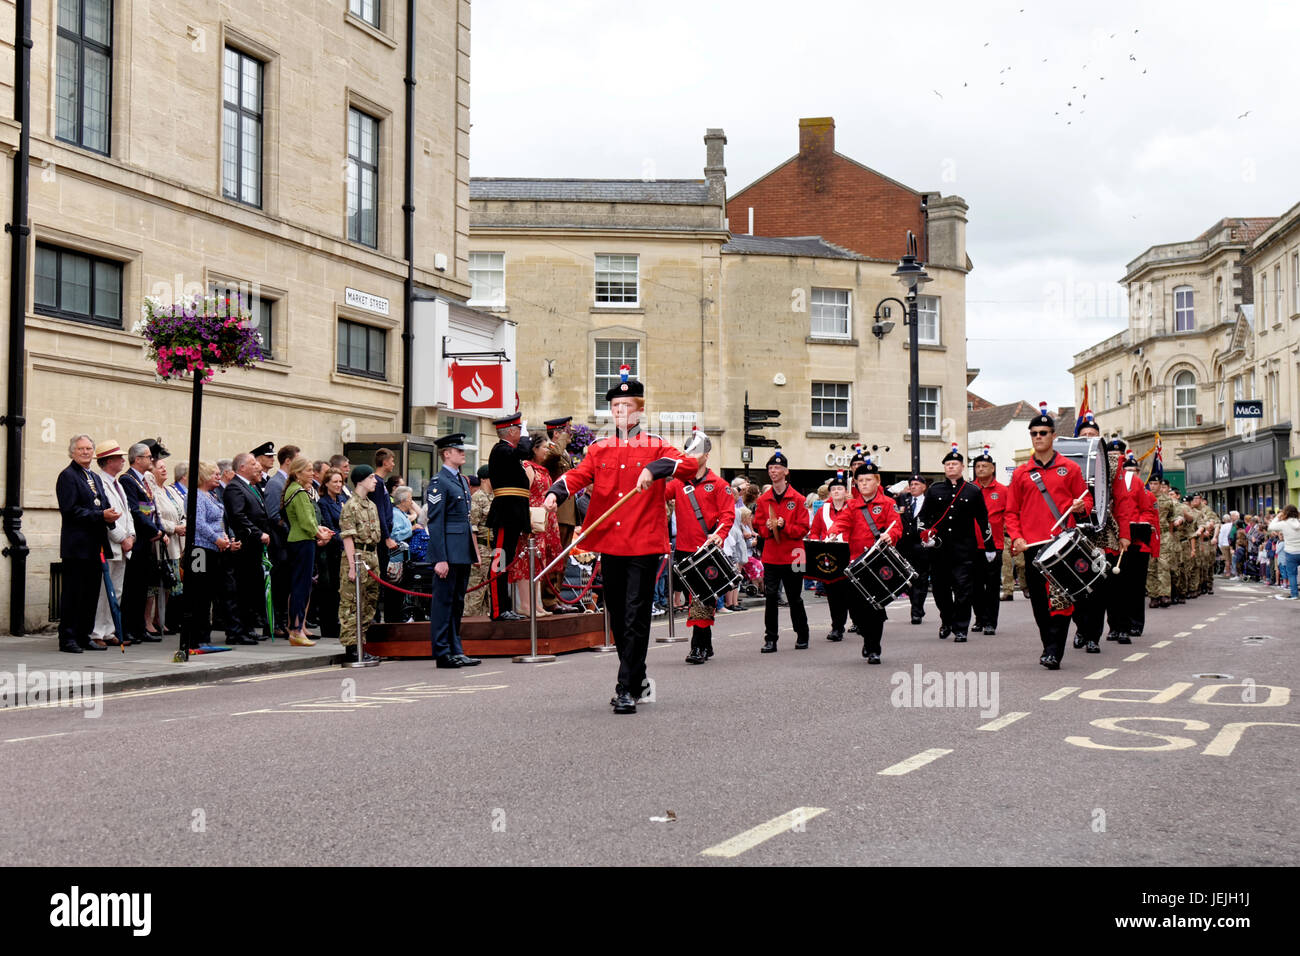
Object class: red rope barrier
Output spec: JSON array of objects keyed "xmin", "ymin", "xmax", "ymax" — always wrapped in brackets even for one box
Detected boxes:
[
  {"xmin": 540, "ymin": 558, "xmax": 602, "ymax": 605},
  {"xmin": 363, "ymin": 566, "xmax": 491, "ymax": 598}
]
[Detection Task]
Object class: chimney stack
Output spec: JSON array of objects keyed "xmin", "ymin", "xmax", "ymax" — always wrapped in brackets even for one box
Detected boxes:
[
  {"xmin": 704, "ymin": 128, "xmax": 727, "ymax": 211},
  {"xmin": 799, "ymin": 117, "xmax": 835, "ymax": 160}
]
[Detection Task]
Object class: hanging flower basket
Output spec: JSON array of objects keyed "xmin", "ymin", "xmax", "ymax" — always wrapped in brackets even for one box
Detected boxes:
[
  {"xmin": 134, "ymin": 294, "xmax": 265, "ymax": 384},
  {"xmin": 567, "ymin": 423, "xmax": 596, "ymax": 460}
]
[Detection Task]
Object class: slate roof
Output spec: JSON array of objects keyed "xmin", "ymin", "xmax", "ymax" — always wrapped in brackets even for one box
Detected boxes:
[
  {"xmin": 721, "ymin": 235, "xmax": 867, "ymax": 260},
  {"xmin": 1195, "ymin": 217, "xmax": 1277, "ymax": 244},
  {"xmin": 470, "ymin": 178, "xmax": 712, "ymax": 204},
  {"xmin": 968, "ymin": 400, "xmax": 1041, "ymax": 433}
]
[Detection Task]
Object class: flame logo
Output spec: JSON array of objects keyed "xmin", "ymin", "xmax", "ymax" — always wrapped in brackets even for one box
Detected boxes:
[{"xmin": 460, "ymin": 371, "xmax": 494, "ymax": 404}]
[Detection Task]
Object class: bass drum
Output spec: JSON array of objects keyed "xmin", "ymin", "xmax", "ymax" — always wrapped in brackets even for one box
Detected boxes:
[{"xmin": 1052, "ymin": 436, "xmax": 1109, "ymax": 532}]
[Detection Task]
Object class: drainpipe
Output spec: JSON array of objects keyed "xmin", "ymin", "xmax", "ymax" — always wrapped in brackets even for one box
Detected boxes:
[
  {"xmin": 400, "ymin": 0, "xmax": 416, "ymax": 435},
  {"xmin": 3, "ymin": 0, "xmax": 33, "ymax": 635}
]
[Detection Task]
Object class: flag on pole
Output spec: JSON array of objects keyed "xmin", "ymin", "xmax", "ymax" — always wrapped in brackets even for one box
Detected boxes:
[
  {"xmin": 1073, "ymin": 383, "xmax": 1092, "ymax": 437},
  {"xmin": 1151, "ymin": 433, "xmax": 1163, "ymax": 482}
]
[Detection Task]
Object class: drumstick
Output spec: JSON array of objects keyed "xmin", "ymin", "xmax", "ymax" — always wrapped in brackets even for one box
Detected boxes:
[
  {"xmin": 1048, "ymin": 492, "xmax": 1090, "ymax": 536},
  {"xmin": 1110, "ymin": 548, "xmax": 1125, "ymax": 576},
  {"xmin": 865, "ymin": 521, "xmax": 898, "ymax": 555}
]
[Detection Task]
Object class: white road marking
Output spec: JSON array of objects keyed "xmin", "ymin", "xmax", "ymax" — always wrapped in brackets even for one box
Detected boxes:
[
  {"xmin": 1085, "ymin": 668, "xmax": 1118, "ymax": 680},
  {"xmin": 1123, "ymin": 653, "xmax": 1147, "ymax": 662},
  {"xmin": 4, "ymin": 732, "xmax": 71, "ymax": 743},
  {"xmin": 1191, "ymin": 624, "xmax": 1206, "ymax": 630},
  {"xmin": 700, "ymin": 807, "xmax": 828, "ymax": 858},
  {"xmin": 1151, "ymin": 641, "xmax": 1171, "ymax": 648},
  {"xmin": 1041, "ymin": 686, "xmax": 1079, "ymax": 701},
  {"xmin": 1174, "ymin": 632, "xmax": 1192, "ymax": 637},
  {"xmin": 977, "ymin": 712, "xmax": 1029, "ymax": 732},
  {"xmin": 462, "ymin": 670, "xmax": 503, "ymax": 678},
  {"xmin": 878, "ymin": 748, "xmax": 953, "ymax": 776},
  {"xmin": 0, "ymin": 684, "xmax": 206, "ymax": 715},
  {"xmin": 233, "ymin": 666, "xmax": 341, "ymax": 683},
  {"xmin": 536, "ymin": 661, "xmax": 563, "ymax": 667}
]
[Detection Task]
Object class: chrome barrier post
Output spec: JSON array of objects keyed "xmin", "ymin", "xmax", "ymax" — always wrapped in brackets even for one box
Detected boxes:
[
  {"xmin": 514, "ymin": 537, "xmax": 555, "ymax": 663},
  {"xmin": 656, "ymin": 552, "xmax": 685, "ymax": 644},
  {"xmin": 589, "ymin": 564, "xmax": 616, "ymax": 653},
  {"xmin": 351, "ymin": 554, "xmax": 379, "ymax": 667}
]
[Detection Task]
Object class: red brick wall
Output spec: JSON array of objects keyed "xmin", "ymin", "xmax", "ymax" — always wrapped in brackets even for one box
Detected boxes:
[{"xmin": 728, "ymin": 147, "xmax": 925, "ymax": 261}]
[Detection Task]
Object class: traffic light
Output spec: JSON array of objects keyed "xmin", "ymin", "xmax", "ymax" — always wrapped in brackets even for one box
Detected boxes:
[{"xmin": 743, "ymin": 391, "xmax": 781, "ymax": 447}]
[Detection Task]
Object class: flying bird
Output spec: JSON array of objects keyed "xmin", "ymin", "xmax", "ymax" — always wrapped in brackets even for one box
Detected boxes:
[
  {"xmin": 1238, "ymin": 110, "xmax": 1252, "ymax": 119},
  {"xmin": 933, "ymin": 89, "xmax": 943, "ymax": 99},
  {"xmin": 1129, "ymin": 54, "xmax": 1136, "ymax": 61}
]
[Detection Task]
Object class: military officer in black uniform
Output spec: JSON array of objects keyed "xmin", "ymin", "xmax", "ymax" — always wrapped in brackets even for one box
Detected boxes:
[
  {"xmin": 426, "ymin": 433, "xmax": 482, "ymax": 668},
  {"xmin": 918, "ymin": 444, "xmax": 997, "ymax": 642},
  {"xmin": 251, "ymin": 441, "xmax": 276, "ymax": 492},
  {"xmin": 895, "ymin": 473, "xmax": 931, "ymax": 625},
  {"xmin": 486, "ymin": 414, "xmax": 531, "ymax": 622}
]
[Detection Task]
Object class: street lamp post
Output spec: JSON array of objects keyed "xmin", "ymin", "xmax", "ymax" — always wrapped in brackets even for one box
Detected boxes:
[{"xmin": 872, "ymin": 230, "xmax": 932, "ymax": 476}]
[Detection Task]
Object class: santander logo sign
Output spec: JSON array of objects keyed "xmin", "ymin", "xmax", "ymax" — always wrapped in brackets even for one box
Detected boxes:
[
  {"xmin": 461, "ymin": 370, "xmax": 494, "ymax": 404},
  {"xmin": 449, "ymin": 362, "xmax": 502, "ymax": 411}
]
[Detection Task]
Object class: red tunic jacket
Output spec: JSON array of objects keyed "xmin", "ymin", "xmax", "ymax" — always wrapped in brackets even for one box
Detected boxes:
[
  {"xmin": 1004, "ymin": 452, "xmax": 1093, "ymax": 546},
  {"xmin": 549, "ymin": 425, "xmax": 696, "ymax": 556},
  {"xmin": 1105, "ymin": 470, "xmax": 1141, "ymax": 555},
  {"xmin": 975, "ymin": 478, "xmax": 1008, "ymax": 549},
  {"xmin": 666, "ymin": 469, "xmax": 735, "ymax": 551},
  {"xmin": 754, "ymin": 483, "xmax": 810, "ymax": 565},
  {"xmin": 828, "ymin": 490, "xmax": 903, "ymax": 559}
]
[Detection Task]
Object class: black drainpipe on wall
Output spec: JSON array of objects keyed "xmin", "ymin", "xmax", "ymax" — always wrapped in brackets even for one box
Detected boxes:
[
  {"xmin": 3, "ymin": 0, "xmax": 33, "ymax": 635},
  {"xmin": 400, "ymin": 0, "xmax": 416, "ymax": 435}
]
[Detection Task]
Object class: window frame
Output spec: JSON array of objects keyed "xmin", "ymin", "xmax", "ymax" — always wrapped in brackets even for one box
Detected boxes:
[
  {"xmin": 1274, "ymin": 263, "xmax": 1283, "ymax": 325},
  {"xmin": 336, "ymin": 317, "xmax": 387, "ymax": 380},
  {"xmin": 467, "ymin": 251, "xmax": 506, "ymax": 308},
  {"xmin": 33, "ymin": 241, "xmax": 123, "ymax": 329},
  {"xmin": 809, "ymin": 287, "xmax": 851, "ymax": 339},
  {"xmin": 1173, "ymin": 370, "xmax": 1197, "ymax": 428},
  {"xmin": 1259, "ymin": 273, "xmax": 1267, "ymax": 325},
  {"xmin": 810, "ymin": 381, "xmax": 851, "ymax": 431},
  {"xmin": 210, "ymin": 281, "xmax": 276, "ymax": 361},
  {"xmin": 593, "ymin": 338, "xmax": 640, "ymax": 414},
  {"xmin": 1292, "ymin": 252, "xmax": 1299, "ymax": 315},
  {"xmin": 594, "ymin": 254, "xmax": 640, "ymax": 307},
  {"xmin": 911, "ymin": 386, "xmax": 941, "ymax": 436},
  {"xmin": 915, "ymin": 294, "xmax": 941, "ymax": 345},
  {"xmin": 346, "ymin": 107, "xmax": 380, "ymax": 249},
  {"xmin": 55, "ymin": 0, "xmax": 113, "ymax": 155},
  {"xmin": 348, "ymin": 0, "xmax": 380, "ymax": 28},
  {"xmin": 221, "ymin": 46, "xmax": 264, "ymax": 208},
  {"xmin": 1173, "ymin": 286, "xmax": 1194, "ymax": 332},
  {"xmin": 437, "ymin": 413, "xmax": 480, "ymax": 472}
]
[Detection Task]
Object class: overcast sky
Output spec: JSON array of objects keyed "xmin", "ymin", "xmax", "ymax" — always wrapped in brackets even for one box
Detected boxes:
[{"xmin": 469, "ymin": 0, "xmax": 1300, "ymax": 408}]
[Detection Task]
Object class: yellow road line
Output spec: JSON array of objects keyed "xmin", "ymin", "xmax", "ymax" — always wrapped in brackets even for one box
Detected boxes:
[
  {"xmin": 1151, "ymin": 641, "xmax": 1171, "ymax": 648},
  {"xmin": 1084, "ymin": 668, "xmax": 1118, "ymax": 680},
  {"xmin": 1041, "ymin": 686, "xmax": 1079, "ymax": 701},
  {"xmin": 977, "ymin": 712, "xmax": 1029, "ymax": 732},
  {"xmin": 700, "ymin": 807, "xmax": 828, "ymax": 858},
  {"xmin": 4, "ymin": 732, "xmax": 71, "ymax": 743},
  {"xmin": 1123, "ymin": 653, "xmax": 1147, "ymax": 662},
  {"xmin": 1174, "ymin": 632, "xmax": 1192, "ymax": 637},
  {"xmin": 232, "ymin": 666, "xmax": 341, "ymax": 683},
  {"xmin": 878, "ymin": 748, "xmax": 953, "ymax": 776}
]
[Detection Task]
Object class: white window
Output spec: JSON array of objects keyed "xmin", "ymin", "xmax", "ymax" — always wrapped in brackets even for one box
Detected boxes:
[
  {"xmin": 1216, "ymin": 277, "xmax": 1224, "ymax": 320},
  {"xmin": 1233, "ymin": 375, "xmax": 1243, "ymax": 401},
  {"xmin": 346, "ymin": 108, "xmax": 379, "ymax": 248},
  {"xmin": 1260, "ymin": 274, "xmax": 1267, "ymax": 325},
  {"xmin": 55, "ymin": 0, "xmax": 112, "ymax": 155},
  {"xmin": 1174, "ymin": 286, "xmax": 1194, "ymax": 331},
  {"xmin": 1293, "ymin": 252, "xmax": 1299, "ymax": 314},
  {"xmin": 1103, "ymin": 378, "xmax": 1110, "ymax": 409},
  {"xmin": 594, "ymin": 339, "xmax": 639, "ymax": 412},
  {"xmin": 437, "ymin": 414, "xmax": 479, "ymax": 472},
  {"xmin": 468, "ymin": 252, "xmax": 505, "ymax": 307},
  {"xmin": 349, "ymin": 0, "xmax": 379, "ymax": 27},
  {"xmin": 909, "ymin": 386, "xmax": 940, "ymax": 435},
  {"xmin": 595, "ymin": 254, "xmax": 638, "ymax": 305},
  {"xmin": 810, "ymin": 288, "xmax": 850, "ymax": 338},
  {"xmin": 1173, "ymin": 371, "xmax": 1196, "ymax": 428},
  {"xmin": 222, "ymin": 47, "xmax": 262, "ymax": 208},
  {"xmin": 916, "ymin": 295, "xmax": 940, "ymax": 344},
  {"xmin": 1116, "ymin": 374, "xmax": 1123, "ymax": 406},
  {"xmin": 811, "ymin": 382, "xmax": 850, "ymax": 430},
  {"xmin": 1275, "ymin": 264, "xmax": 1283, "ymax": 324},
  {"xmin": 1269, "ymin": 373, "xmax": 1279, "ymax": 424}
]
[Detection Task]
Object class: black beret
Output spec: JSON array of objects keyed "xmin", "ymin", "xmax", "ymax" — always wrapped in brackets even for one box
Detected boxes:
[
  {"xmin": 1028, "ymin": 402, "xmax": 1055, "ymax": 431},
  {"xmin": 941, "ymin": 444, "xmax": 964, "ymax": 464},
  {"xmin": 766, "ymin": 450, "xmax": 789, "ymax": 469}
]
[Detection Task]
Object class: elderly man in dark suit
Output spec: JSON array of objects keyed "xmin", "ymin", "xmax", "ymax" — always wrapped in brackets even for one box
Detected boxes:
[
  {"xmin": 55, "ymin": 434, "xmax": 115, "ymax": 652},
  {"xmin": 895, "ymin": 473, "xmax": 932, "ymax": 626},
  {"xmin": 119, "ymin": 441, "xmax": 165, "ymax": 644},
  {"xmin": 223, "ymin": 451, "xmax": 275, "ymax": 644},
  {"xmin": 425, "ymin": 434, "xmax": 482, "ymax": 668}
]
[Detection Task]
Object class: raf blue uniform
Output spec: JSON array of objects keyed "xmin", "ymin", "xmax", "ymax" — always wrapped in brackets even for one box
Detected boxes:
[{"xmin": 426, "ymin": 454, "xmax": 479, "ymax": 665}]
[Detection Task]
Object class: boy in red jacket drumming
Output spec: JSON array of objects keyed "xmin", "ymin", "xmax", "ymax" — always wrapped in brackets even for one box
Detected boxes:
[
  {"xmin": 666, "ymin": 428, "xmax": 735, "ymax": 665},
  {"xmin": 755, "ymin": 450, "xmax": 811, "ymax": 653},
  {"xmin": 544, "ymin": 368, "xmax": 697, "ymax": 714},
  {"xmin": 828, "ymin": 459, "xmax": 903, "ymax": 663},
  {"xmin": 809, "ymin": 470, "xmax": 854, "ymax": 642}
]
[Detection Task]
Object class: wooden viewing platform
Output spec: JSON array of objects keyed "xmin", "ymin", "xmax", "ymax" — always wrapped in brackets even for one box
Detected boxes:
[{"xmin": 364, "ymin": 610, "xmax": 609, "ymax": 658}]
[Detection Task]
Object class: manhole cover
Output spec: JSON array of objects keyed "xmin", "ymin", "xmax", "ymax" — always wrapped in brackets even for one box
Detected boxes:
[
  {"xmin": 1192, "ymin": 673, "xmax": 1234, "ymax": 680},
  {"xmin": 1241, "ymin": 634, "xmax": 1273, "ymax": 644}
]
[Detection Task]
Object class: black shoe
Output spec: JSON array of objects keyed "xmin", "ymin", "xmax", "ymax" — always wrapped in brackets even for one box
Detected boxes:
[
  {"xmin": 939, "ymin": 625, "xmax": 951, "ymax": 640},
  {"xmin": 1085, "ymin": 641, "xmax": 1101, "ymax": 653},
  {"xmin": 983, "ymin": 628, "xmax": 996, "ymax": 636},
  {"xmin": 133, "ymin": 632, "xmax": 162, "ymax": 643},
  {"xmin": 494, "ymin": 611, "xmax": 528, "ymax": 622},
  {"xmin": 1129, "ymin": 628, "xmax": 1142, "ymax": 637},
  {"xmin": 1115, "ymin": 634, "xmax": 1132, "ymax": 645},
  {"xmin": 795, "ymin": 637, "xmax": 809, "ymax": 649},
  {"xmin": 761, "ymin": 641, "xmax": 778, "ymax": 653},
  {"xmin": 342, "ymin": 645, "xmax": 378, "ymax": 664},
  {"xmin": 911, "ymin": 614, "xmax": 923, "ymax": 624},
  {"xmin": 435, "ymin": 655, "xmax": 463, "ymax": 668},
  {"xmin": 704, "ymin": 646, "xmax": 714, "ymax": 659},
  {"xmin": 228, "ymin": 634, "xmax": 259, "ymax": 646},
  {"xmin": 1073, "ymin": 634, "xmax": 1086, "ymax": 649},
  {"xmin": 685, "ymin": 647, "xmax": 707, "ymax": 664},
  {"xmin": 866, "ymin": 652, "xmax": 881, "ymax": 665},
  {"xmin": 612, "ymin": 691, "xmax": 637, "ymax": 714},
  {"xmin": 846, "ymin": 624, "xmax": 859, "ymax": 633},
  {"xmin": 972, "ymin": 622, "xmax": 986, "ymax": 634},
  {"xmin": 1106, "ymin": 631, "xmax": 1120, "ymax": 642},
  {"xmin": 453, "ymin": 654, "xmax": 481, "ymax": 666},
  {"xmin": 953, "ymin": 632, "xmax": 967, "ymax": 643},
  {"xmin": 59, "ymin": 643, "xmax": 84, "ymax": 654},
  {"xmin": 1039, "ymin": 654, "xmax": 1060, "ymax": 670},
  {"xmin": 825, "ymin": 629, "xmax": 843, "ymax": 642}
]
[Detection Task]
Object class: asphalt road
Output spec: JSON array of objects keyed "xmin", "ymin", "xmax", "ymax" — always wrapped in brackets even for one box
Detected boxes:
[{"xmin": 2, "ymin": 580, "xmax": 1296, "ymax": 866}]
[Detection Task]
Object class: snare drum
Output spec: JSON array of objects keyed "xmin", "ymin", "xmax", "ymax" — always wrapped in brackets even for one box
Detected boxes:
[
  {"xmin": 846, "ymin": 543, "xmax": 917, "ymax": 609},
  {"xmin": 674, "ymin": 544, "xmax": 742, "ymax": 607},
  {"xmin": 1031, "ymin": 528, "xmax": 1107, "ymax": 600}
]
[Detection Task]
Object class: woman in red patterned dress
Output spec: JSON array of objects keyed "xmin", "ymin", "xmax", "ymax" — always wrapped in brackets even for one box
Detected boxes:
[{"xmin": 510, "ymin": 436, "xmax": 562, "ymax": 616}]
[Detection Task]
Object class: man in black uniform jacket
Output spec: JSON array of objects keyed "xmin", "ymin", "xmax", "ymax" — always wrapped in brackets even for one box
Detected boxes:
[
  {"xmin": 918, "ymin": 444, "xmax": 997, "ymax": 642},
  {"xmin": 895, "ymin": 474, "xmax": 931, "ymax": 625},
  {"xmin": 486, "ymin": 414, "xmax": 531, "ymax": 622}
]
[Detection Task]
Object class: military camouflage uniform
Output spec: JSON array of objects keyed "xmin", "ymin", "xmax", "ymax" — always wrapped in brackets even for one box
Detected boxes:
[
  {"xmin": 338, "ymin": 493, "xmax": 381, "ymax": 646},
  {"xmin": 1171, "ymin": 499, "xmax": 1195, "ymax": 600},
  {"xmin": 1199, "ymin": 507, "xmax": 1219, "ymax": 593},
  {"xmin": 1000, "ymin": 544, "xmax": 1026, "ymax": 598},
  {"xmin": 463, "ymin": 487, "xmax": 494, "ymax": 619},
  {"xmin": 1147, "ymin": 491, "xmax": 1173, "ymax": 603}
]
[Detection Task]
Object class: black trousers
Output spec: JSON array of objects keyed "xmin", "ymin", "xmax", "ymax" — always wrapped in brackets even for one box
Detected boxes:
[
  {"xmin": 1024, "ymin": 544, "xmax": 1072, "ymax": 659},
  {"xmin": 315, "ymin": 542, "xmax": 342, "ymax": 638},
  {"xmin": 972, "ymin": 549, "xmax": 1003, "ymax": 629},
  {"xmin": 763, "ymin": 562, "xmax": 809, "ymax": 643},
  {"xmin": 186, "ymin": 548, "xmax": 218, "ymax": 645},
  {"xmin": 826, "ymin": 579, "xmax": 886, "ymax": 653},
  {"xmin": 232, "ymin": 542, "xmax": 267, "ymax": 638},
  {"xmin": 901, "ymin": 546, "xmax": 929, "ymax": 618},
  {"xmin": 929, "ymin": 548, "xmax": 976, "ymax": 635},
  {"xmin": 1125, "ymin": 550, "xmax": 1150, "ymax": 634},
  {"xmin": 269, "ymin": 544, "xmax": 289, "ymax": 632},
  {"xmin": 1071, "ymin": 571, "xmax": 1108, "ymax": 643},
  {"xmin": 601, "ymin": 553, "xmax": 658, "ymax": 693},
  {"xmin": 287, "ymin": 540, "xmax": 315, "ymax": 632},
  {"xmin": 58, "ymin": 557, "xmax": 102, "ymax": 647},
  {"xmin": 430, "ymin": 563, "xmax": 470, "ymax": 659},
  {"xmin": 211, "ymin": 549, "xmax": 238, "ymax": 631},
  {"xmin": 121, "ymin": 543, "xmax": 156, "ymax": 640},
  {"xmin": 489, "ymin": 524, "xmax": 523, "ymax": 618}
]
